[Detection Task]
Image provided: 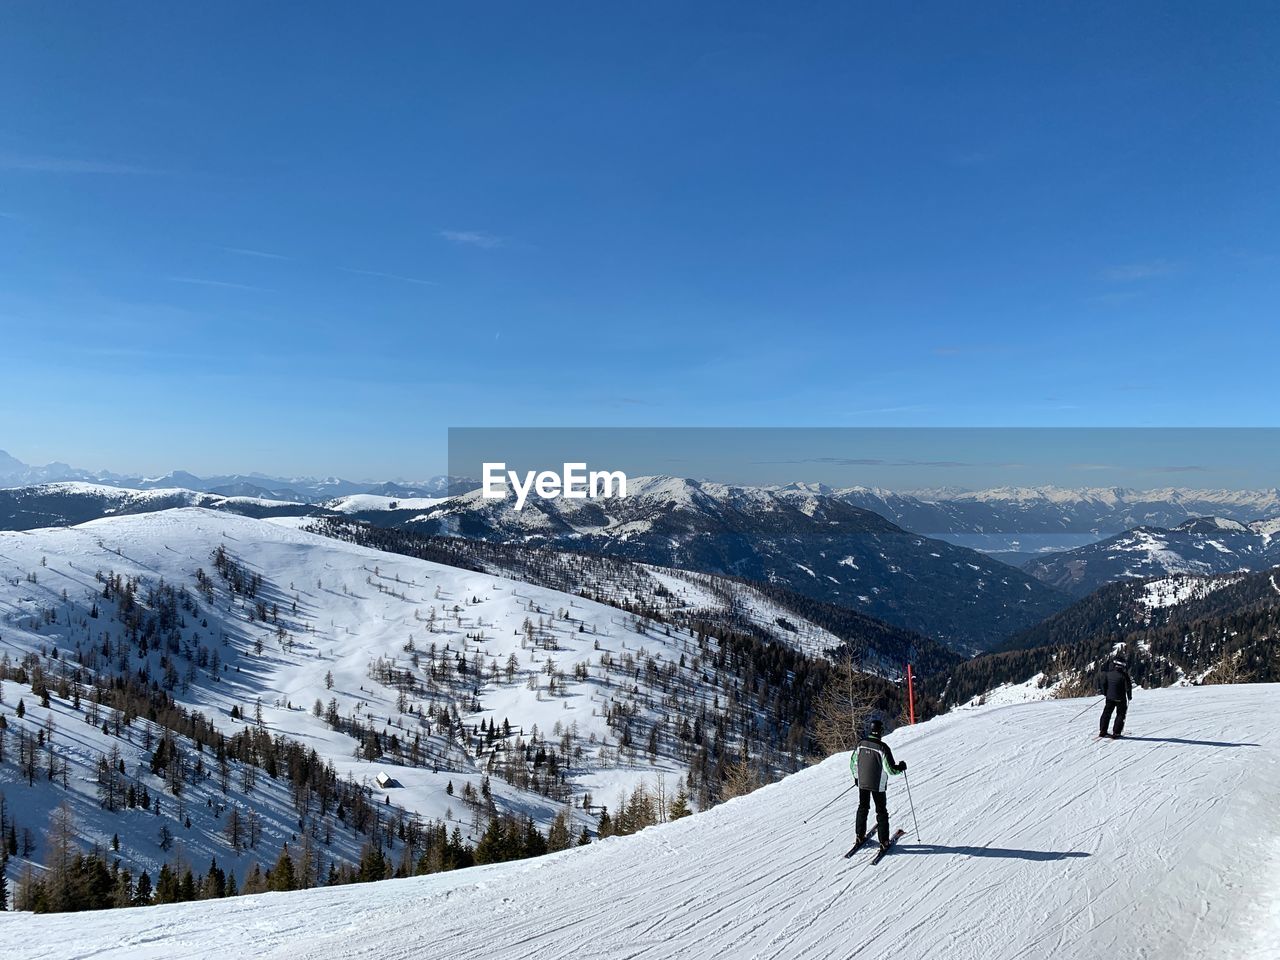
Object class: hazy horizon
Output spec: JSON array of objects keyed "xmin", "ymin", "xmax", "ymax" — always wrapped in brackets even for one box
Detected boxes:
[
  {"xmin": 7, "ymin": 426, "xmax": 1280, "ymax": 493},
  {"xmin": 3, "ymin": 4, "xmax": 1277, "ymax": 479}
]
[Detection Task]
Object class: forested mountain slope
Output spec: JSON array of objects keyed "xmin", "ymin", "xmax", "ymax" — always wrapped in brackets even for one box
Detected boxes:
[{"xmin": 932, "ymin": 570, "xmax": 1280, "ymax": 708}]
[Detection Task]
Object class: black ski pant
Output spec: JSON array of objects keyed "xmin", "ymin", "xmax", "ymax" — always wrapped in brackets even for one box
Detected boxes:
[
  {"xmin": 1100, "ymin": 697, "xmax": 1128, "ymax": 736},
  {"xmin": 856, "ymin": 788, "xmax": 889, "ymax": 845}
]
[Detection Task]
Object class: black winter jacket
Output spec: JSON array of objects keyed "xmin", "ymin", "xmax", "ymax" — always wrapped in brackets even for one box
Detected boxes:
[
  {"xmin": 1100, "ymin": 662, "xmax": 1133, "ymax": 702},
  {"xmin": 852, "ymin": 737, "xmax": 904, "ymax": 792}
]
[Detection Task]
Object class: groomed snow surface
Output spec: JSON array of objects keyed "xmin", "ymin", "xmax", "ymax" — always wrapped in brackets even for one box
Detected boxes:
[{"xmin": 4, "ymin": 683, "xmax": 1278, "ymax": 960}]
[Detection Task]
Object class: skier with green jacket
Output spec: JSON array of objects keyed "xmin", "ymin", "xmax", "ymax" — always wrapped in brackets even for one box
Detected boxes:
[{"xmin": 852, "ymin": 718, "xmax": 906, "ymax": 852}]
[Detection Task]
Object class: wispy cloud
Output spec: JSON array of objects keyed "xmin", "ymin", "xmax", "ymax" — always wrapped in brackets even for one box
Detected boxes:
[
  {"xmin": 223, "ymin": 246, "xmax": 293, "ymax": 261},
  {"xmin": 754, "ymin": 456, "xmax": 1021, "ymax": 469},
  {"xmin": 1102, "ymin": 259, "xmax": 1177, "ymax": 282},
  {"xmin": 340, "ymin": 267, "xmax": 438, "ymax": 286},
  {"xmin": 439, "ymin": 229, "xmax": 504, "ymax": 250},
  {"xmin": 0, "ymin": 151, "xmax": 165, "ymax": 175},
  {"xmin": 930, "ymin": 344, "xmax": 1017, "ymax": 358},
  {"xmin": 1071, "ymin": 461, "xmax": 1206, "ymax": 474},
  {"xmin": 845, "ymin": 404, "xmax": 931, "ymax": 416},
  {"xmin": 1086, "ymin": 290, "xmax": 1143, "ymax": 306},
  {"xmin": 168, "ymin": 277, "xmax": 267, "ymax": 291}
]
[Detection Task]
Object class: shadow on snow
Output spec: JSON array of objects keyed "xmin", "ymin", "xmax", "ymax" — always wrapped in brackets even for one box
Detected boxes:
[
  {"xmin": 1114, "ymin": 736, "xmax": 1260, "ymax": 748},
  {"xmin": 896, "ymin": 844, "xmax": 1089, "ymax": 862}
]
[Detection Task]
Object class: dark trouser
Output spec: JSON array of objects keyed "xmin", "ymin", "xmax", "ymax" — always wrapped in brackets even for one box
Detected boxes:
[
  {"xmin": 856, "ymin": 788, "xmax": 889, "ymax": 845},
  {"xmin": 1100, "ymin": 698, "xmax": 1128, "ymax": 736}
]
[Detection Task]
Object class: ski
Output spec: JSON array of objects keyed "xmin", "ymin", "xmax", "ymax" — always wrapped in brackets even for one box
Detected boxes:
[
  {"xmin": 870, "ymin": 829, "xmax": 905, "ymax": 865},
  {"xmin": 843, "ymin": 835, "xmax": 871, "ymax": 859}
]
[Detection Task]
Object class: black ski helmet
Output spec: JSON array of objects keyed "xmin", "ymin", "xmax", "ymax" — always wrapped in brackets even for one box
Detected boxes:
[{"xmin": 866, "ymin": 718, "xmax": 884, "ymax": 738}]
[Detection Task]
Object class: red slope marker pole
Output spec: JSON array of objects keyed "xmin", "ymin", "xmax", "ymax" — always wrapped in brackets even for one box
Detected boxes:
[{"xmin": 907, "ymin": 663, "xmax": 916, "ymax": 725}]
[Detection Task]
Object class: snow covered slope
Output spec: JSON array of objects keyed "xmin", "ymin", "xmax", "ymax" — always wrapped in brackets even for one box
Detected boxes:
[
  {"xmin": 4, "ymin": 684, "xmax": 1278, "ymax": 960},
  {"xmin": 0, "ymin": 482, "xmax": 313, "ymax": 530},
  {"xmin": 1024, "ymin": 517, "xmax": 1280, "ymax": 596},
  {"xmin": 404, "ymin": 475, "xmax": 1067, "ymax": 651},
  {"xmin": 0, "ymin": 507, "xmax": 797, "ymax": 861},
  {"xmin": 323, "ymin": 494, "xmax": 445, "ymax": 514}
]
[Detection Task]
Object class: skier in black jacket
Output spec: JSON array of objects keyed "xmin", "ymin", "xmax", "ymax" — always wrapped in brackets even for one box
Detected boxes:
[
  {"xmin": 851, "ymin": 718, "xmax": 906, "ymax": 851},
  {"xmin": 1098, "ymin": 657, "xmax": 1134, "ymax": 738}
]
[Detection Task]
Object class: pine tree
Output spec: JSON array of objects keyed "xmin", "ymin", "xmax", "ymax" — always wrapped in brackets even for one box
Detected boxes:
[
  {"xmin": 269, "ymin": 844, "xmax": 296, "ymax": 892},
  {"xmin": 357, "ymin": 842, "xmax": 387, "ymax": 882},
  {"xmin": 547, "ymin": 810, "xmax": 572, "ymax": 852},
  {"xmin": 134, "ymin": 870, "xmax": 152, "ymax": 906}
]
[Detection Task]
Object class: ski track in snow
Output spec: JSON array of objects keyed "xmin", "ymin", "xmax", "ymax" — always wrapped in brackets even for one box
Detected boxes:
[{"xmin": 2, "ymin": 685, "xmax": 1278, "ymax": 959}]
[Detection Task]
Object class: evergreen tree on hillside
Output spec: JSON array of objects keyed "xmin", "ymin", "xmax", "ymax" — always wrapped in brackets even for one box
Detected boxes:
[
  {"xmin": 134, "ymin": 871, "xmax": 152, "ymax": 906},
  {"xmin": 669, "ymin": 786, "xmax": 692, "ymax": 820},
  {"xmin": 269, "ymin": 844, "xmax": 296, "ymax": 892},
  {"xmin": 357, "ymin": 842, "xmax": 388, "ymax": 882}
]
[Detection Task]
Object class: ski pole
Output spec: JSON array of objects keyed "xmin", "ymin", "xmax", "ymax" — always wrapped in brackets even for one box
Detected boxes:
[
  {"xmin": 1069, "ymin": 696, "xmax": 1104, "ymax": 723},
  {"xmin": 903, "ymin": 770, "xmax": 921, "ymax": 841},
  {"xmin": 803, "ymin": 783, "xmax": 856, "ymax": 824}
]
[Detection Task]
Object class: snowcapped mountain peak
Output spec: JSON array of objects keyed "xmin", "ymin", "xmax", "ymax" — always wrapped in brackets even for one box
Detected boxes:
[
  {"xmin": 624, "ymin": 474, "xmax": 706, "ymax": 500},
  {"xmin": 1026, "ymin": 513, "xmax": 1280, "ymax": 595},
  {"xmin": 1175, "ymin": 516, "xmax": 1251, "ymax": 534},
  {"xmin": 1253, "ymin": 517, "xmax": 1280, "ymax": 546},
  {"xmin": 771, "ymin": 480, "xmax": 835, "ymax": 496},
  {"xmin": 942, "ymin": 485, "xmax": 1134, "ymax": 507}
]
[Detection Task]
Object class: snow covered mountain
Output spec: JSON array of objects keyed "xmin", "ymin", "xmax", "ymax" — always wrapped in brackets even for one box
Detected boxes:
[
  {"xmin": 0, "ymin": 449, "xmax": 466, "ymax": 503},
  {"xmin": 401, "ymin": 476, "xmax": 1068, "ymax": 652},
  {"xmin": 309, "ymin": 518, "xmax": 962, "ymax": 680},
  {"xmin": 836, "ymin": 485, "xmax": 1280, "ymax": 557},
  {"xmin": 1024, "ymin": 516, "xmax": 1280, "ymax": 596},
  {"xmin": 4, "ymin": 683, "xmax": 1278, "ymax": 960},
  {"xmin": 0, "ymin": 507, "xmax": 891, "ymax": 901},
  {"xmin": 0, "ymin": 482, "xmax": 316, "ymax": 531}
]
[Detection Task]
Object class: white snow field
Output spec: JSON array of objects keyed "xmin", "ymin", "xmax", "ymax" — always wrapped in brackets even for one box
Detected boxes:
[
  {"xmin": 0, "ymin": 508, "xmax": 736, "ymax": 844},
  {"xmin": 4, "ymin": 683, "xmax": 1278, "ymax": 960}
]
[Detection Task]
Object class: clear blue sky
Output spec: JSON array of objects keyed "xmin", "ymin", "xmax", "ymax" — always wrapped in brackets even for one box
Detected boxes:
[{"xmin": 1, "ymin": 2, "xmax": 1276, "ymax": 478}]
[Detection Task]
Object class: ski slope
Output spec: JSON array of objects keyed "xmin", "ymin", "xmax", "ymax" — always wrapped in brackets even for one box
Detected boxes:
[
  {"xmin": 0, "ymin": 508, "xmax": 740, "ymax": 866},
  {"xmin": 5, "ymin": 683, "xmax": 1278, "ymax": 960}
]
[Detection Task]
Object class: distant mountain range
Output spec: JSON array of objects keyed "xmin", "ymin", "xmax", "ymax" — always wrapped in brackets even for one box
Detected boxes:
[
  {"xmin": 0, "ymin": 481, "xmax": 318, "ymax": 530},
  {"xmin": 396, "ymin": 476, "xmax": 1069, "ymax": 652},
  {"xmin": 1023, "ymin": 516, "xmax": 1280, "ymax": 596},
  {"xmin": 0, "ymin": 448, "xmax": 461, "ymax": 502},
  {"xmin": 6, "ymin": 449, "xmax": 1279, "ymax": 648},
  {"xmin": 833, "ymin": 484, "xmax": 1280, "ymax": 557}
]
